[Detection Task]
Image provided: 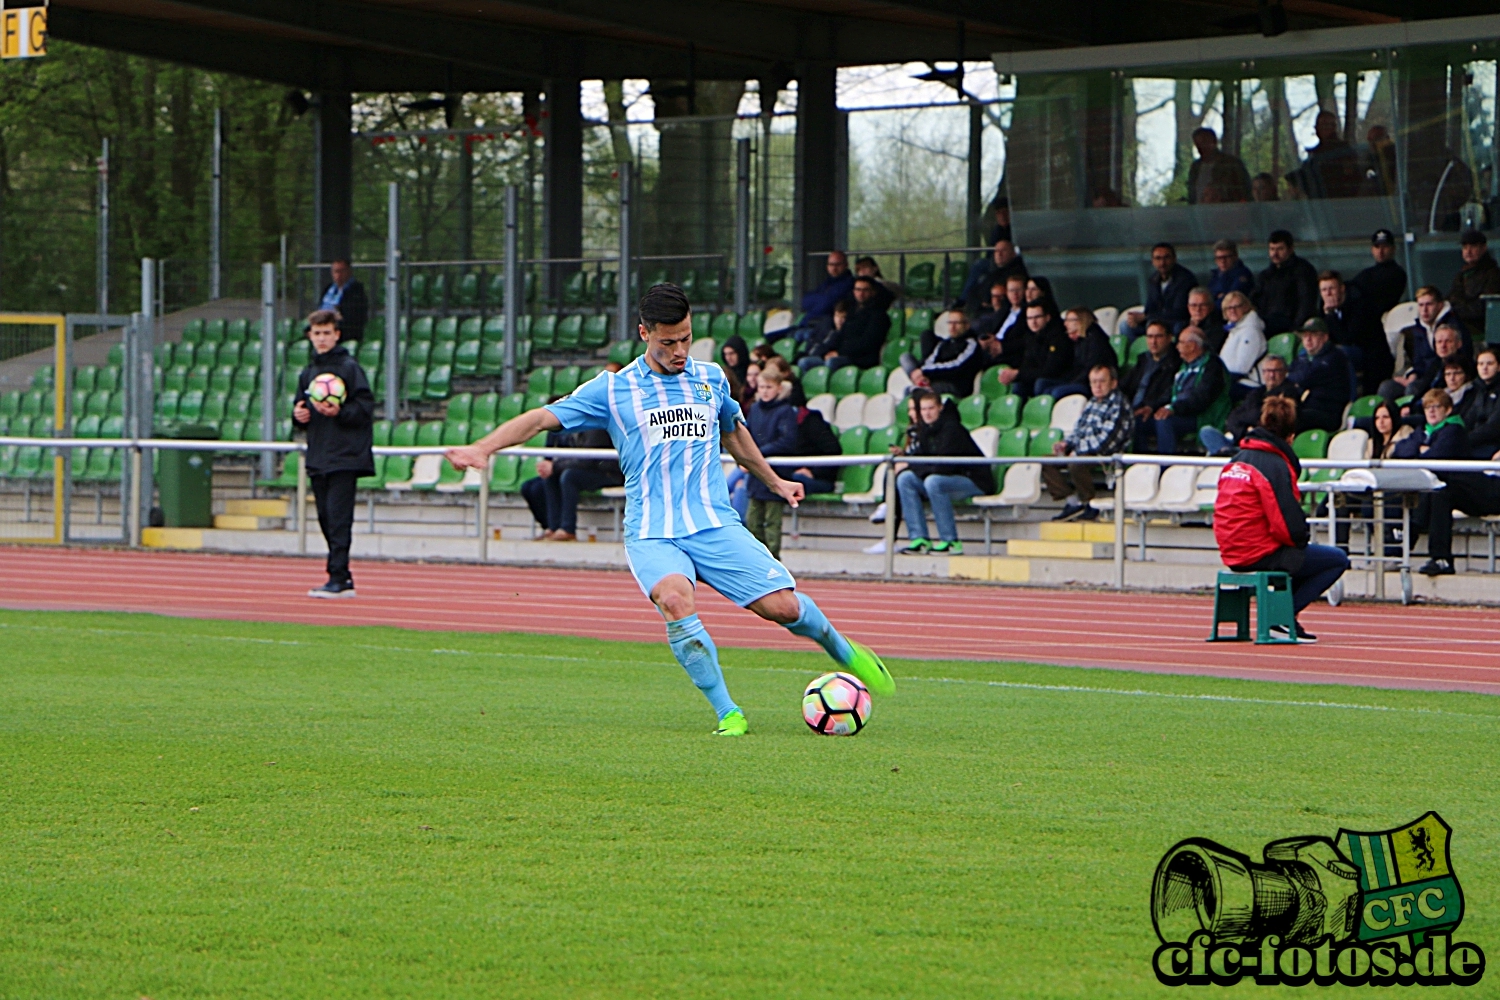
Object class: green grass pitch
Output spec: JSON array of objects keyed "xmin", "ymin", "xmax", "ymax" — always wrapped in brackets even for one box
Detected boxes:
[{"xmin": 2, "ymin": 608, "xmax": 1497, "ymax": 998}]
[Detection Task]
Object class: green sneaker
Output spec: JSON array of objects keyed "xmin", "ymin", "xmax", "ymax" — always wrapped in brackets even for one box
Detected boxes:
[
  {"xmin": 714, "ymin": 709, "xmax": 748, "ymax": 737},
  {"xmin": 902, "ymin": 538, "xmax": 931, "ymax": 555},
  {"xmin": 931, "ymin": 540, "xmax": 964, "ymax": 555},
  {"xmin": 843, "ymin": 640, "xmax": 895, "ymax": 698}
]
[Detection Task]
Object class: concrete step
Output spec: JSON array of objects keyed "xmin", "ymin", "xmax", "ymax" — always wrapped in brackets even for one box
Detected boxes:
[
  {"xmin": 224, "ymin": 498, "xmax": 288, "ymax": 518},
  {"xmin": 213, "ymin": 514, "xmax": 285, "ymax": 530},
  {"xmin": 1037, "ymin": 521, "xmax": 1114, "ymax": 543},
  {"xmin": 1006, "ymin": 538, "xmax": 1112, "ymax": 559}
]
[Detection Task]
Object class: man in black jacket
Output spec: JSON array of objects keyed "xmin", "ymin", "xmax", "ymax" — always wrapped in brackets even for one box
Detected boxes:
[
  {"xmin": 1252, "ymin": 230, "xmax": 1319, "ymax": 335},
  {"xmin": 1462, "ymin": 347, "xmax": 1500, "ymax": 458},
  {"xmin": 908, "ymin": 308, "xmax": 984, "ymax": 396},
  {"xmin": 1122, "ymin": 322, "xmax": 1179, "ymax": 451},
  {"xmin": 1286, "ymin": 318, "xmax": 1353, "ymax": 432},
  {"xmin": 1449, "ymin": 230, "xmax": 1500, "ymax": 338},
  {"xmin": 1119, "ymin": 243, "xmax": 1197, "ymax": 339},
  {"xmin": 1348, "ymin": 229, "xmax": 1408, "ymax": 320},
  {"xmin": 1201, "ymin": 354, "xmax": 1293, "ymax": 455},
  {"xmin": 817, "ymin": 276, "xmax": 889, "ymax": 371},
  {"xmin": 293, "ymin": 309, "xmax": 376, "ymax": 597},
  {"xmin": 522, "ymin": 427, "xmax": 624, "ymax": 542},
  {"xmin": 319, "ymin": 259, "xmax": 369, "ymax": 343},
  {"xmin": 1037, "ymin": 308, "xmax": 1116, "ymax": 398},
  {"xmin": 895, "ymin": 391, "xmax": 995, "ymax": 555},
  {"xmin": 1015, "ymin": 300, "xmax": 1072, "ymax": 398},
  {"xmin": 1319, "ymin": 269, "xmax": 1393, "ymax": 393}
]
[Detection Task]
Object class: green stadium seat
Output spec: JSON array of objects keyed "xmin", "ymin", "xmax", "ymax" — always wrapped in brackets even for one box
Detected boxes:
[
  {"xmin": 737, "ymin": 312, "xmax": 764, "ymax": 339},
  {"xmin": 0, "ymin": 391, "xmax": 19, "ymax": 416},
  {"xmin": 1111, "ymin": 334, "xmax": 1129, "ymax": 368},
  {"xmin": 608, "ymin": 340, "xmax": 636, "ymax": 366},
  {"xmin": 562, "ymin": 270, "xmax": 588, "ymax": 306},
  {"xmin": 84, "ymin": 390, "xmax": 111, "ymax": 418},
  {"xmin": 489, "ymin": 453, "xmax": 520, "ymax": 493},
  {"xmin": 997, "ymin": 427, "xmax": 1030, "ymax": 458},
  {"xmin": 408, "ymin": 272, "xmax": 429, "ymax": 308},
  {"xmin": 471, "ymin": 392, "xmax": 500, "ymax": 425},
  {"xmin": 154, "ymin": 343, "xmax": 174, "ymax": 368},
  {"xmin": 430, "ymin": 342, "xmax": 456, "ymax": 366},
  {"xmin": 358, "ymin": 340, "xmax": 383, "ymax": 372},
  {"xmin": 406, "ymin": 341, "xmax": 432, "ymax": 366},
  {"xmin": 478, "ymin": 341, "xmax": 506, "ymax": 376},
  {"xmin": 529, "ymin": 367, "xmax": 554, "ymax": 396},
  {"xmin": 188, "ymin": 342, "xmax": 214, "ymax": 369},
  {"xmin": 107, "ymin": 392, "xmax": 126, "ymax": 417},
  {"xmin": 70, "ymin": 389, "xmax": 89, "ymax": 419},
  {"xmin": 1349, "ymin": 394, "xmax": 1382, "ymax": 419},
  {"xmin": 1293, "ymin": 429, "xmax": 1329, "ymax": 460},
  {"xmin": 857, "ymin": 366, "xmax": 887, "ymax": 396},
  {"xmin": 979, "ymin": 367, "xmax": 1012, "ymax": 400},
  {"xmin": 203, "ymin": 319, "xmax": 226, "ymax": 344},
  {"xmin": 232, "ymin": 367, "xmax": 258, "ymax": 394},
  {"xmin": 163, "ymin": 365, "xmax": 188, "ymax": 393},
  {"xmin": 904, "ymin": 262, "xmax": 936, "ymax": 298},
  {"xmin": 107, "ymin": 344, "xmax": 125, "ymax": 366},
  {"xmin": 428, "ymin": 273, "xmax": 448, "ymax": 308},
  {"xmin": 1029, "ymin": 427, "xmax": 1064, "ymax": 456},
  {"xmin": 20, "ymin": 390, "xmax": 42, "ymax": 417},
  {"xmin": 156, "ymin": 390, "xmax": 180, "ymax": 421},
  {"xmin": 839, "ymin": 425, "xmax": 869, "ymax": 456},
  {"xmin": 524, "ymin": 391, "xmax": 548, "ymax": 411},
  {"xmin": 226, "ymin": 319, "xmax": 249, "ymax": 343},
  {"xmin": 1127, "ymin": 336, "xmax": 1150, "ymax": 366},
  {"xmin": 357, "ymin": 454, "xmax": 388, "ymax": 490},
  {"xmin": 958, "ymin": 394, "xmax": 987, "ymax": 430},
  {"xmin": 201, "ymin": 394, "xmax": 227, "ymax": 426},
  {"xmin": 986, "ymin": 393, "xmax": 1021, "ymax": 429},
  {"xmin": 531, "ymin": 315, "xmax": 558, "ymax": 349},
  {"xmin": 941, "ymin": 259, "xmax": 967, "ymax": 300},
  {"xmin": 455, "ymin": 272, "xmax": 480, "ymax": 308},
  {"xmin": 402, "ymin": 364, "xmax": 427, "ymax": 401},
  {"xmin": 581, "ymin": 314, "xmax": 610, "ymax": 348},
  {"xmin": 881, "ymin": 340, "xmax": 908, "ymax": 369},
  {"xmin": 206, "ymin": 364, "xmax": 232, "ymax": 395},
  {"xmin": 181, "ymin": 319, "xmax": 204, "ymax": 344},
  {"xmin": 276, "ymin": 317, "xmax": 296, "ymax": 342},
  {"xmin": 691, "ymin": 312, "xmax": 712, "ymax": 339},
  {"xmin": 75, "ymin": 414, "xmax": 101, "ymax": 438},
  {"xmin": 711, "ymin": 312, "xmax": 737, "ymax": 342},
  {"xmin": 498, "ymin": 392, "xmax": 525, "ymax": 422},
  {"xmin": 224, "ymin": 392, "xmax": 250, "ymax": 420},
  {"xmin": 581, "ymin": 365, "xmax": 606, "ymax": 384},
  {"xmin": 593, "ymin": 270, "xmax": 618, "ymax": 303},
  {"xmin": 454, "ymin": 339, "xmax": 481, "ymax": 375},
  {"xmin": 1267, "ymin": 332, "xmax": 1298, "ymax": 365},
  {"xmin": 771, "ymin": 336, "xmax": 797, "ymax": 360},
  {"xmin": 515, "ymin": 339, "xmax": 532, "ymax": 371},
  {"xmin": 556, "ymin": 314, "xmax": 583, "ymax": 350},
  {"xmin": 554, "ymin": 365, "xmax": 582, "ymax": 397},
  {"xmin": 96, "ymin": 366, "xmax": 122, "ymax": 393},
  {"xmin": 481, "ymin": 315, "xmax": 507, "ymax": 344},
  {"xmin": 446, "ymin": 392, "xmax": 474, "ymax": 423},
  {"xmin": 215, "ymin": 342, "xmax": 241, "ymax": 368},
  {"xmin": 424, "ymin": 365, "xmax": 452, "ymax": 399},
  {"xmin": 176, "ymin": 390, "xmax": 205, "ymax": 422},
  {"xmin": 486, "ymin": 273, "xmax": 507, "ymax": 307},
  {"xmin": 907, "ymin": 308, "xmax": 935, "ymax": 337},
  {"xmin": 433, "ymin": 317, "xmax": 458, "ymax": 344},
  {"xmin": 31, "ymin": 365, "xmax": 52, "ymax": 390},
  {"xmin": 679, "ymin": 268, "xmax": 700, "ymax": 302},
  {"xmin": 828, "ymin": 365, "xmax": 860, "ymax": 399},
  {"xmin": 408, "ymin": 316, "xmax": 434, "ymax": 344},
  {"xmin": 1021, "ymin": 394, "xmax": 1054, "ymax": 429}
]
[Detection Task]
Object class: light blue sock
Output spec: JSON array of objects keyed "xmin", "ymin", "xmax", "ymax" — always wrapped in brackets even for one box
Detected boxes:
[
  {"xmin": 785, "ymin": 592, "xmax": 853, "ymax": 666},
  {"xmin": 665, "ymin": 614, "xmax": 738, "ymax": 719}
]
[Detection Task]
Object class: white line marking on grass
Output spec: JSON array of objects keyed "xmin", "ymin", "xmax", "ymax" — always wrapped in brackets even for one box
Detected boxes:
[{"xmin": 4, "ymin": 621, "xmax": 1498, "ymax": 721}]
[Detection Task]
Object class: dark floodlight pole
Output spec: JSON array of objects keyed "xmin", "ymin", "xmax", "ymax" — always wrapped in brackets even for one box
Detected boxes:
[
  {"xmin": 385, "ymin": 183, "xmax": 400, "ymax": 422},
  {"xmin": 503, "ymin": 185, "xmax": 519, "ymax": 396},
  {"xmin": 735, "ymin": 138, "xmax": 751, "ymax": 315},
  {"xmin": 616, "ymin": 161, "xmax": 633, "ymax": 342}
]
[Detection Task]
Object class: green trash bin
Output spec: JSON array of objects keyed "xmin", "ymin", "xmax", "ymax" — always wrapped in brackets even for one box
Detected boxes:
[{"xmin": 156, "ymin": 422, "xmax": 219, "ymax": 527}]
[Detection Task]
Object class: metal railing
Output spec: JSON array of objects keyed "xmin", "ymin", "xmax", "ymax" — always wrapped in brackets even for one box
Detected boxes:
[{"xmin": 4, "ymin": 435, "xmax": 1496, "ymax": 598}]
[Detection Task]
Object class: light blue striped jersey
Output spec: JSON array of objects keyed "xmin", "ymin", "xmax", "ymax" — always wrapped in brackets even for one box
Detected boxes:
[{"xmin": 545, "ymin": 354, "xmax": 744, "ymax": 539}]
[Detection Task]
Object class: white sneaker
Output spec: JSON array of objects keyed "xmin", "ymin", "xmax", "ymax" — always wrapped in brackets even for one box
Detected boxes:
[
  {"xmin": 862, "ymin": 539, "xmax": 887, "ymax": 554},
  {"xmin": 868, "ymin": 502, "xmax": 887, "ymax": 524},
  {"xmin": 1326, "ymin": 580, "xmax": 1343, "ymax": 607}
]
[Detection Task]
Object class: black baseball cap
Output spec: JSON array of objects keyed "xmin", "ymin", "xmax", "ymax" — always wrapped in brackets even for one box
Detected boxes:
[
  {"xmin": 1460, "ymin": 229, "xmax": 1488, "ymax": 246},
  {"xmin": 1371, "ymin": 228, "xmax": 1395, "ymax": 246}
]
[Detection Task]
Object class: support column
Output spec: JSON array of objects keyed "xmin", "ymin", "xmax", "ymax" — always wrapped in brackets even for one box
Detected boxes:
[
  {"xmin": 792, "ymin": 63, "xmax": 838, "ymax": 302},
  {"xmin": 544, "ymin": 77, "xmax": 583, "ymax": 300},
  {"xmin": 317, "ymin": 91, "xmax": 353, "ymax": 265}
]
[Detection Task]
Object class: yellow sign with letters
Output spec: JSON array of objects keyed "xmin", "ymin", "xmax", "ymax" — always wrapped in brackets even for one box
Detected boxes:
[{"xmin": 1, "ymin": 5, "xmax": 46, "ymax": 59}]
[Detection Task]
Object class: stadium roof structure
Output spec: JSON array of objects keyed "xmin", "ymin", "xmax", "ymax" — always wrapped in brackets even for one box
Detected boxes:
[{"xmin": 46, "ymin": 0, "xmax": 1499, "ymax": 93}]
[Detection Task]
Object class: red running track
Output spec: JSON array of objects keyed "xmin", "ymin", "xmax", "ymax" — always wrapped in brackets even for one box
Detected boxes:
[{"xmin": 1, "ymin": 546, "xmax": 1496, "ymax": 695}]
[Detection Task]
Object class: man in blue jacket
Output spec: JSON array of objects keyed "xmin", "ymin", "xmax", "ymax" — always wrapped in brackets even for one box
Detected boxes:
[
  {"xmin": 1286, "ymin": 319, "xmax": 1352, "ymax": 432},
  {"xmin": 743, "ymin": 368, "xmax": 800, "ymax": 558},
  {"xmin": 800, "ymin": 251, "xmax": 854, "ymax": 325}
]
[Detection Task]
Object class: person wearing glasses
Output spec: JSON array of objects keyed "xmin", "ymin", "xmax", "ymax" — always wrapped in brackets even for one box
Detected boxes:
[{"xmin": 1206, "ymin": 239, "xmax": 1254, "ymax": 317}]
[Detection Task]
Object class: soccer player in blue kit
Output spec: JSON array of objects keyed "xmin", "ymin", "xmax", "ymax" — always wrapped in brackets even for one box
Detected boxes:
[{"xmin": 445, "ymin": 283, "xmax": 893, "ymax": 735}]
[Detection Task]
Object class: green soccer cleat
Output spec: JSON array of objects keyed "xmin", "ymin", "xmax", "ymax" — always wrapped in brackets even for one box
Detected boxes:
[
  {"xmin": 843, "ymin": 640, "xmax": 895, "ymax": 698},
  {"xmin": 714, "ymin": 709, "xmax": 748, "ymax": 736}
]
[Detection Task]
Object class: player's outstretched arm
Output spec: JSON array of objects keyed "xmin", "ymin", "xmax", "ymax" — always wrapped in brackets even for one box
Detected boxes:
[
  {"xmin": 723, "ymin": 423, "xmax": 804, "ymax": 508},
  {"xmin": 445, "ymin": 407, "xmax": 563, "ymax": 470}
]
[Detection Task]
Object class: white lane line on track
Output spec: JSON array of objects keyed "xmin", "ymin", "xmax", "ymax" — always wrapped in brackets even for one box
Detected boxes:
[{"xmin": 4, "ymin": 620, "xmax": 1496, "ymax": 721}]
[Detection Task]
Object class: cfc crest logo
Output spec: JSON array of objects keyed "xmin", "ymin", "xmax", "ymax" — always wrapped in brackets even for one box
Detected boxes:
[
  {"xmin": 694, "ymin": 382, "xmax": 713, "ymax": 403},
  {"xmin": 1151, "ymin": 812, "xmax": 1485, "ymax": 987}
]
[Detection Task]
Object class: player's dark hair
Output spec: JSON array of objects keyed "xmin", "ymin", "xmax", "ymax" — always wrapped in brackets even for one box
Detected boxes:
[
  {"xmin": 639, "ymin": 283, "xmax": 691, "ymax": 331},
  {"xmin": 307, "ymin": 309, "xmax": 341, "ymax": 329}
]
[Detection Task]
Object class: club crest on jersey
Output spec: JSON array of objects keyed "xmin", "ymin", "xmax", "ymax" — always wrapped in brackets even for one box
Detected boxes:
[{"xmin": 694, "ymin": 382, "xmax": 713, "ymax": 402}]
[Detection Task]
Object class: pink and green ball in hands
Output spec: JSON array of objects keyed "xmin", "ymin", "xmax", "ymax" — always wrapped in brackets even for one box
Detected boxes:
[
  {"xmin": 802, "ymin": 671, "xmax": 872, "ymax": 735},
  {"xmin": 307, "ymin": 373, "xmax": 347, "ymax": 405}
]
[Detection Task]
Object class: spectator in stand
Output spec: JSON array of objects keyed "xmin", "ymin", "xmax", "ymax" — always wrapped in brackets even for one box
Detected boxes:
[
  {"xmin": 803, "ymin": 277, "xmax": 889, "ymax": 372},
  {"xmin": 1119, "ymin": 243, "xmax": 1197, "ymax": 340},
  {"xmin": 720, "ymin": 335, "xmax": 750, "ymax": 387},
  {"xmin": 958, "ymin": 237, "xmax": 1027, "ymax": 309},
  {"xmin": 1207, "ymin": 239, "xmax": 1255, "ymax": 314},
  {"xmin": 974, "ymin": 275, "xmax": 1025, "ymax": 335},
  {"xmin": 1449, "ymin": 230, "xmax": 1500, "ymax": 338},
  {"xmin": 800, "ymin": 251, "xmax": 854, "ymax": 325},
  {"xmin": 1396, "ymin": 388, "xmax": 1492, "ymax": 576},
  {"xmin": 985, "ymin": 196, "xmax": 1012, "ymax": 245},
  {"xmin": 1122, "ymin": 322, "xmax": 1180, "ymax": 450},
  {"xmin": 1184, "ymin": 287, "xmax": 1226, "ymax": 350},
  {"xmin": 1349, "ymin": 229, "xmax": 1408, "ymax": 320},
  {"xmin": 1394, "ymin": 323, "xmax": 1469, "ymax": 414},
  {"xmin": 1037, "ymin": 307, "xmax": 1115, "ymax": 399},
  {"xmin": 1044, "ymin": 364, "xmax": 1133, "ymax": 521},
  {"xmin": 906, "ymin": 308, "xmax": 983, "ymax": 396},
  {"xmin": 895, "ymin": 390, "xmax": 995, "ymax": 556},
  {"xmin": 1286, "ymin": 318, "xmax": 1352, "ymax": 432},
  {"xmin": 1251, "ymin": 172, "xmax": 1279, "ymax": 202},
  {"xmin": 1217, "ymin": 291, "xmax": 1267, "ymax": 392},
  {"xmin": 1253, "ymin": 230, "xmax": 1320, "ymax": 335},
  {"xmin": 787, "ymin": 383, "xmax": 843, "ymax": 497},
  {"xmin": 1186, "ymin": 127, "xmax": 1252, "ymax": 203},
  {"xmin": 1362, "ymin": 126, "xmax": 1399, "ymax": 197},
  {"xmin": 1152, "ymin": 327, "xmax": 1226, "ymax": 454},
  {"xmin": 1319, "ymin": 269, "xmax": 1393, "ymax": 394},
  {"xmin": 1462, "ymin": 348, "xmax": 1500, "ymax": 458},
  {"xmin": 520, "ymin": 426, "xmax": 624, "ymax": 542},
  {"xmin": 1444, "ymin": 358, "xmax": 1477, "ymax": 412},
  {"xmin": 1293, "ymin": 110, "xmax": 1361, "ymax": 199},
  {"xmin": 739, "ymin": 367, "xmax": 802, "ymax": 559},
  {"xmin": 1369, "ymin": 399, "xmax": 1414, "ymax": 458},
  {"xmin": 1201, "ymin": 355, "xmax": 1293, "ymax": 456},
  {"xmin": 1384, "ymin": 293, "xmax": 1471, "ymax": 403},
  {"xmin": 1025, "ymin": 275, "xmax": 1057, "ymax": 310},
  {"xmin": 319, "ymin": 259, "xmax": 369, "ymax": 343},
  {"xmin": 1014, "ymin": 299, "xmax": 1072, "ymax": 398},
  {"xmin": 801, "ymin": 298, "xmax": 850, "ymax": 372},
  {"xmin": 853, "ymin": 255, "xmax": 898, "ymax": 311},
  {"xmin": 1213, "ymin": 395, "xmax": 1349, "ymax": 641}
]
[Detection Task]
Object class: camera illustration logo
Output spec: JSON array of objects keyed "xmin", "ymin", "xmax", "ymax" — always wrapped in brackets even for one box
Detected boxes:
[{"xmin": 1152, "ymin": 812, "xmax": 1486, "ymax": 986}]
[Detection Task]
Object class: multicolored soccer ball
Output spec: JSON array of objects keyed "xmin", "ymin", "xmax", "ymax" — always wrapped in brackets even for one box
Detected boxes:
[
  {"xmin": 802, "ymin": 671, "xmax": 872, "ymax": 736},
  {"xmin": 307, "ymin": 373, "xmax": 347, "ymax": 405}
]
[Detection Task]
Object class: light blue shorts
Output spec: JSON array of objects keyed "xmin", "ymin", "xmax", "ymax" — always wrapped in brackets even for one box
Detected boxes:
[{"xmin": 624, "ymin": 523, "xmax": 797, "ymax": 608}]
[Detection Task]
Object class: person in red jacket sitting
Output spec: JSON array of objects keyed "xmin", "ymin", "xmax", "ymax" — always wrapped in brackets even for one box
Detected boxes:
[{"xmin": 1212, "ymin": 395, "xmax": 1349, "ymax": 642}]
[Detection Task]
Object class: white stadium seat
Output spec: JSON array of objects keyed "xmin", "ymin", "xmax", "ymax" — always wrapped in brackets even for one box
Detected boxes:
[
  {"xmin": 970, "ymin": 425, "xmax": 1000, "ymax": 457},
  {"xmin": 833, "ymin": 392, "xmax": 868, "ymax": 431},
  {"xmin": 763, "ymin": 309, "xmax": 793, "ymax": 335},
  {"xmin": 1147, "ymin": 464, "xmax": 1200, "ymax": 512},
  {"xmin": 1090, "ymin": 462, "xmax": 1159, "ymax": 512},
  {"xmin": 1327, "ymin": 428, "xmax": 1369, "ymax": 462},
  {"xmin": 388, "ymin": 454, "xmax": 442, "ymax": 492},
  {"xmin": 807, "ymin": 393, "xmax": 836, "ymax": 424},
  {"xmin": 1383, "ymin": 301, "xmax": 1418, "ymax": 355},
  {"xmin": 1049, "ymin": 393, "xmax": 1087, "ymax": 435},
  {"xmin": 861, "ymin": 393, "xmax": 896, "ymax": 430},
  {"xmin": 1094, "ymin": 306, "xmax": 1119, "ymax": 337},
  {"xmin": 688, "ymin": 339, "xmax": 716, "ymax": 362},
  {"xmin": 886, "ymin": 367, "xmax": 912, "ymax": 397}
]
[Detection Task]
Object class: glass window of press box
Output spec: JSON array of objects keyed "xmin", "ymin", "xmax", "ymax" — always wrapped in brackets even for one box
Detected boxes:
[{"xmin": 995, "ymin": 32, "xmax": 1500, "ymax": 310}]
